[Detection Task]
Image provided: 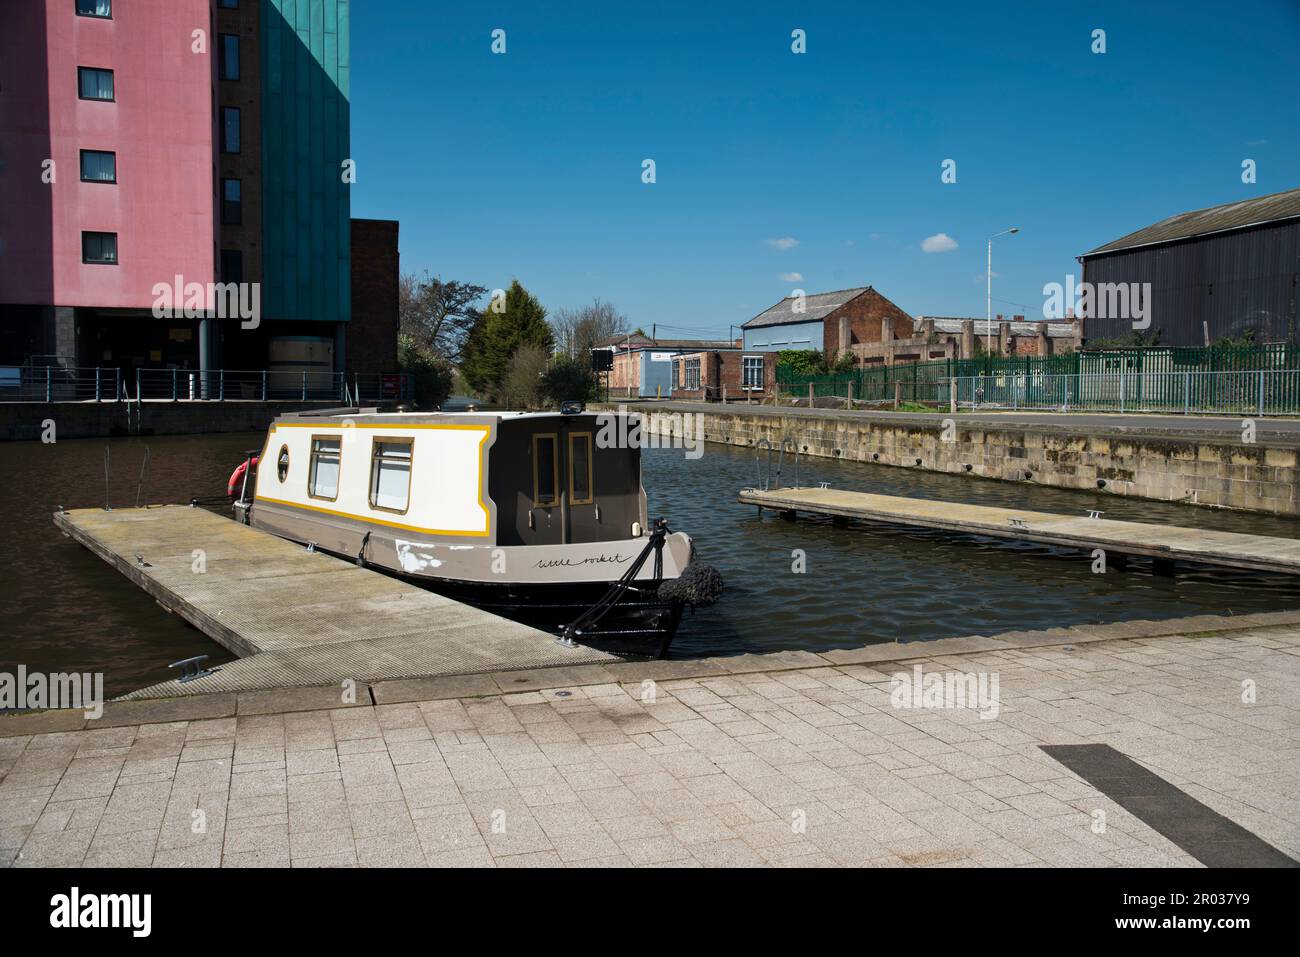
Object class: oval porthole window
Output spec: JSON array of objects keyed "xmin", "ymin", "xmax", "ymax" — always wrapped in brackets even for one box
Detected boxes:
[{"xmin": 277, "ymin": 444, "xmax": 290, "ymax": 482}]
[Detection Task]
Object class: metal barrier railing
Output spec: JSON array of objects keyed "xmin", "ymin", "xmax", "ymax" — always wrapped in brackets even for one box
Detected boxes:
[
  {"xmin": 136, "ymin": 368, "xmax": 346, "ymax": 401},
  {"xmin": 349, "ymin": 372, "xmax": 413, "ymax": 404},
  {"xmin": 0, "ymin": 366, "xmax": 407, "ymax": 403},
  {"xmin": 0, "ymin": 367, "xmax": 121, "ymax": 402},
  {"xmin": 940, "ymin": 370, "xmax": 1300, "ymax": 416}
]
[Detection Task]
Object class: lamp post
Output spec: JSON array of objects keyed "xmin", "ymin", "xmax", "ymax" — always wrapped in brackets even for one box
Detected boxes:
[{"xmin": 986, "ymin": 227, "xmax": 1020, "ymax": 349}]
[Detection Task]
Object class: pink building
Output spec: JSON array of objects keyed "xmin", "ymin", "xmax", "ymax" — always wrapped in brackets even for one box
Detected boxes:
[{"xmin": 0, "ymin": 0, "xmax": 214, "ymax": 368}]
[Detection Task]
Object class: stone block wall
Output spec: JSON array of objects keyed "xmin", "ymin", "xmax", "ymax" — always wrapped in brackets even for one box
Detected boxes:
[{"xmin": 631, "ymin": 404, "xmax": 1300, "ymax": 516}]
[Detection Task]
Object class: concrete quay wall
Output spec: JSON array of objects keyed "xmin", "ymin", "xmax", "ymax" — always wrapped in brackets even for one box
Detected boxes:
[{"xmin": 625, "ymin": 402, "xmax": 1300, "ymax": 516}]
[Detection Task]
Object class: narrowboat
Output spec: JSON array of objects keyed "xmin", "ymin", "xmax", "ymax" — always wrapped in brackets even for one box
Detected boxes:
[{"xmin": 229, "ymin": 405, "xmax": 720, "ymax": 657}]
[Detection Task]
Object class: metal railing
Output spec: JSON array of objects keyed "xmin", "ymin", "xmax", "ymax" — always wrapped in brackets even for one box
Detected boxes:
[
  {"xmin": 940, "ymin": 370, "xmax": 1300, "ymax": 416},
  {"xmin": 0, "ymin": 366, "xmax": 412, "ymax": 403},
  {"xmin": 0, "ymin": 366, "xmax": 121, "ymax": 402},
  {"xmin": 349, "ymin": 372, "xmax": 413, "ymax": 404},
  {"xmin": 136, "ymin": 368, "xmax": 347, "ymax": 401}
]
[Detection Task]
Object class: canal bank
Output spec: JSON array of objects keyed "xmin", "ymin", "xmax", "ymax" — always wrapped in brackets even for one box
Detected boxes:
[{"xmin": 620, "ymin": 402, "xmax": 1300, "ymax": 516}]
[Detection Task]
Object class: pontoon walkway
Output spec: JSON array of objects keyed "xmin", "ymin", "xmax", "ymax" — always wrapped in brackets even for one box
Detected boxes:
[
  {"xmin": 54, "ymin": 505, "xmax": 615, "ymax": 699},
  {"xmin": 738, "ymin": 486, "xmax": 1300, "ymax": 576}
]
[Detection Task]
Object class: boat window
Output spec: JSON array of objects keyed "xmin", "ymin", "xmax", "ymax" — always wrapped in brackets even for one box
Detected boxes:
[
  {"xmin": 533, "ymin": 433, "xmax": 558, "ymax": 507},
  {"xmin": 569, "ymin": 432, "xmax": 593, "ymax": 505},
  {"xmin": 308, "ymin": 436, "xmax": 341, "ymax": 501},
  {"xmin": 277, "ymin": 444, "xmax": 289, "ymax": 482},
  {"xmin": 369, "ymin": 438, "xmax": 413, "ymax": 513}
]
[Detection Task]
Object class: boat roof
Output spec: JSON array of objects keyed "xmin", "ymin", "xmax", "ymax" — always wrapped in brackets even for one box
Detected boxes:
[{"xmin": 272, "ymin": 407, "xmax": 609, "ymax": 427}]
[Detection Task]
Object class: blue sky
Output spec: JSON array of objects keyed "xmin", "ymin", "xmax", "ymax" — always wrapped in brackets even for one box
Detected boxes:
[{"xmin": 350, "ymin": 0, "xmax": 1300, "ymax": 339}]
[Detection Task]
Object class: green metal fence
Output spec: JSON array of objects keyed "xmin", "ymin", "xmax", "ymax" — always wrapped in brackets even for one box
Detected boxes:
[{"xmin": 777, "ymin": 344, "xmax": 1300, "ymax": 409}]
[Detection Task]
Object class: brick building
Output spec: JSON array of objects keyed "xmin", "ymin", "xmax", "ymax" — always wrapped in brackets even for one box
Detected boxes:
[
  {"xmin": 348, "ymin": 219, "xmax": 400, "ymax": 376},
  {"xmin": 911, "ymin": 316, "xmax": 1082, "ymax": 360},
  {"xmin": 599, "ymin": 334, "xmax": 737, "ymax": 398},
  {"xmin": 670, "ymin": 350, "xmax": 776, "ymax": 401},
  {"xmin": 741, "ymin": 286, "xmax": 915, "ymax": 359},
  {"xmin": 0, "ymin": 1, "xmax": 399, "ymax": 382}
]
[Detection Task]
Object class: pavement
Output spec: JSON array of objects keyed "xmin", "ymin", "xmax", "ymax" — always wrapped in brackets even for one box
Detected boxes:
[{"xmin": 2, "ymin": 622, "xmax": 1297, "ymax": 868}]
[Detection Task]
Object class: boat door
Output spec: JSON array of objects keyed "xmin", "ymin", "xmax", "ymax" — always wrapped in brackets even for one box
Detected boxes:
[
  {"xmin": 503, "ymin": 418, "xmax": 642, "ymax": 547},
  {"xmin": 525, "ymin": 430, "xmax": 565, "ymax": 546},
  {"xmin": 525, "ymin": 426, "xmax": 597, "ymax": 546}
]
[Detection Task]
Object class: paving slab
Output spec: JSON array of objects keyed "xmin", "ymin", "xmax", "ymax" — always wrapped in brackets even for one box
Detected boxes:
[{"xmin": 6, "ymin": 625, "xmax": 1296, "ymax": 868}]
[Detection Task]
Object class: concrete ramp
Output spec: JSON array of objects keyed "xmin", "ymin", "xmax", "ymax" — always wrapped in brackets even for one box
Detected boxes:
[{"xmin": 54, "ymin": 506, "xmax": 615, "ymax": 699}]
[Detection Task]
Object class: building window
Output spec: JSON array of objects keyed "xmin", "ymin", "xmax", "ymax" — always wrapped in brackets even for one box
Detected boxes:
[
  {"xmin": 568, "ymin": 433, "xmax": 593, "ymax": 505},
  {"xmin": 81, "ymin": 231, "xmax": 117, "ymax": 264},
  {"xmin": 219, "ymin": 34, "xmax": 240, "ymax": 81},
  {"xmin": 308, "ymin": 436, "xmax": 342, "ymax": 501},
  {"xmin": 221, "ymin": 178, "xmax": 242, "ymax": 225},
  {"xmin": 532, "ymin": 434, "xmax": 558, "ymax": 508},
  {"xmin": 220, "ymin": 250, "xmax": 243, "ymax": 283},
  {"xmin": 683, "ymin": 358, "xmax": 701, "ymax": 391},
  {"xmin": 369, "ymin": 439, "xmax": 412, "ymax": 513},
  {"xmin": 76, "ymin": 0, "xmax": 112, "ymax": 18},
  {"xmin": 80, "ymin": 150, "xmax": 116, "ymax": 183},
  {"xmin": 78, "ymin": 67, "xmax": 114, "ymax": 101},
  {"xmin": 743, "ymin": 355, "xmax": 764, "ymax": 389},
  {"xmin": 221, "ymin": 107, "xmax": 240, "ymax": 153}
]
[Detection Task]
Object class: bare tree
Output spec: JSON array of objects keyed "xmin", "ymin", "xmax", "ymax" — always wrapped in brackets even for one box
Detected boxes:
[
  {"xmin": 399, "ymin": 273, "xmax": 488, "ymax": 362},
  {"xmin": 500, "ymin": 343, "xmax": 550, "ymax": 409},
  {"xmin": 551, "ymin": 299, "xmax": 626, "ymax": 360}
]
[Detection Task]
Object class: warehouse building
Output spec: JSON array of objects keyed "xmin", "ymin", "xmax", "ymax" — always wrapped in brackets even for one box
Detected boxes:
[{"xmin": 1079, "ymin": 187, "xmax": 1300, "ymax": 346}]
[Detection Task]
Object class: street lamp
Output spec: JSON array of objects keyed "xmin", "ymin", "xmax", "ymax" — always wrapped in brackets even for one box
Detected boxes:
[{"xmin": 987, "ymin": 227, "xmax": 1020, "ymax": 348}]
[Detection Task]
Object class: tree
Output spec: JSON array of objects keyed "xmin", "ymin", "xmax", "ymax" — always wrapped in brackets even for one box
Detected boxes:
[
  {"xmin": 551, "ymin": 299, "xmax": 625, "ymax": 359},
  {"xmin": 460, "ymin": 280, "xmax": 553, "ymax": 402},
  {"xmin": 397, "ymin": 333, "xmax": 454, "ymax": 408},
  {"xmin": 398, "ymin": 273, "xmax": 487, "ymax": 363},
  {"xmin": 540, "ymin": 354, "xmax": 599, "ymax": 406}
]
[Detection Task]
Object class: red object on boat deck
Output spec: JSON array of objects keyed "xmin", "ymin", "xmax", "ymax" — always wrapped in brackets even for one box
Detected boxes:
[{"xmin": 227, "ymin": 456, "xmax": 259, "ymax": 498}]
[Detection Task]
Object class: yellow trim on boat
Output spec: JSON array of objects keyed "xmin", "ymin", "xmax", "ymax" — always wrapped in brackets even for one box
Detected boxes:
[{"xmin": 254, "ymin": 422, "xmax": 492, "ymax": 537}]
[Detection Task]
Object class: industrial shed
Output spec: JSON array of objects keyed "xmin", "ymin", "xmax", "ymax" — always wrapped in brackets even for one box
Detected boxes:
[{"xmin": 1079, "ymin": 187, "xmax": 1300, "ymax": 346}]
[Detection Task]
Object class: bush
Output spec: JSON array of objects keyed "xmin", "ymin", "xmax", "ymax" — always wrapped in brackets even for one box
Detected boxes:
[
  {"xmin": 397, "ymin": 334, "xmax": 454, "ymax": 408},
  {"xmin": 539, "ymin": 354, "xmax": 599, "ymax": 407}
]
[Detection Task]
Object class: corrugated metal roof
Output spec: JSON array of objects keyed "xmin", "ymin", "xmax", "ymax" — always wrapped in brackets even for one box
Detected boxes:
[
  {"xmin": 1084, "ymin": 187, "xmax": 1300, "ymax": 256},
  {"xmin": 742, "ymin": 286, "xmax": 870, "ymax": 329}
]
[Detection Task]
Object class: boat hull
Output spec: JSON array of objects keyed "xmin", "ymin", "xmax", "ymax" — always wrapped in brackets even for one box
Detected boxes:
[
  {"xmin": 399, "ymin": 575, "xmax": 686, "ymax": 659},
  {"xmin": 241, "ymin": 500, "xmax": 692, "ymax": 658}
]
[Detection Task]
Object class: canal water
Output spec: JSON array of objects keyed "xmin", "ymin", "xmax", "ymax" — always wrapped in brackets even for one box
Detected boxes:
[{"xmin": 5, "ymin": 431, "xmax": 1300, "ymax": 697}]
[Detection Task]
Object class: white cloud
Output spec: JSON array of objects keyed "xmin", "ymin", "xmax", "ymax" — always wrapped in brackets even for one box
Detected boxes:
[
  {"xmin": 779, "ymin": 272, "xmax": 804, "ymax": 282},
  {"xmin": 766, "ymin": 237, "xmax": 799, "ymax": 250},
  {"xmin": 921, "ymin": 233, "xmax": 958, "ymax": 253}
]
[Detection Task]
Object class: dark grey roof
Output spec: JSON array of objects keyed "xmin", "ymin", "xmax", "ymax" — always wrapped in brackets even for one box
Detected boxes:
[
  {"xmin": 597, "ymin": 334, "xmax": 736, "ymax": 351},
  {"xmin": 1083, "ymin": 187, "xmax": 1300, "ymax": 256},
  {"xmin": 917, "ymin": 317, "xmax": 1079, "ymax": 339},
  {"xmin": 742, "ymin": 286, "xmax": 869, "ymax": 329}
]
